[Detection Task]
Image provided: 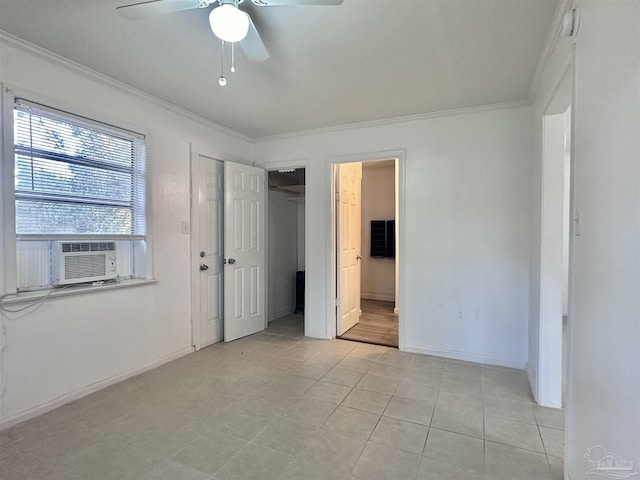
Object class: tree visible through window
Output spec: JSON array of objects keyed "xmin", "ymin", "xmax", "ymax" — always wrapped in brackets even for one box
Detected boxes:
[{"xmin": 13, "ymin": 99, "xmax": 146, "ymax": 236}]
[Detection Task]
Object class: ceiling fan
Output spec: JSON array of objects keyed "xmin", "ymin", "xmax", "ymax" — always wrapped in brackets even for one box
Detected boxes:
[{"xmin": 116, "ymin": 0, "xmax": 343, "ymax": 65}]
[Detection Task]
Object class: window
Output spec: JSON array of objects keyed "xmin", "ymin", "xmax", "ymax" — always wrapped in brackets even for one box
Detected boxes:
[
  {"xmin": 14, "ymin": 99, "xmax": 145, "ymax": 236},
  {"xmin": 12, "ymin": 99, "xmax": 148, "ymax": 290}
]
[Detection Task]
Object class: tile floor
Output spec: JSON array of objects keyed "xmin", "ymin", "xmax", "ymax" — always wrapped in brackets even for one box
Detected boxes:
[{"xmin": 0, "ymin": 314, "xmax": 565, "ymax": 480}]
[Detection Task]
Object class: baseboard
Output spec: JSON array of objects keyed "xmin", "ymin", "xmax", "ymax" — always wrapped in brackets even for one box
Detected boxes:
[
  {"xmin": 269, "ymin": 307, "xmax": 295, "ymax": 322},
  {"xmin": 0, "ymin": 346, "xmax": 194, "ymax": 431},
  {"xmin": 404, "ymin": 345, "xmax": 526, "ymax": 370},
  {"xmin": 361, "ymin": 292, "xmax": 395, "ymax": 302}
]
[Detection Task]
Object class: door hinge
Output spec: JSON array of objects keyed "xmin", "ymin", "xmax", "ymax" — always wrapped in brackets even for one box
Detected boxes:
[{"xmin": 335, "ymin": 298, "xmax": 340, "ymax": 307}]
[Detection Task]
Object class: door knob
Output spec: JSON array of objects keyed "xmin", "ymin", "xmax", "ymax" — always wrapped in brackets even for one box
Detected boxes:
[
  {"xmin": 356, "ymin": 255, "xmax": 362, "ymax": 260},
  {"xmin": 227, "ymin": 258, "xmax": 236, "ymax": 265},
  {"xmin": 199, "ymin": 264, "xmax": 209, "ymax": 271}
]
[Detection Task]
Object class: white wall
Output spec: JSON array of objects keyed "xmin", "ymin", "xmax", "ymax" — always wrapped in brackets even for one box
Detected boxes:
[
  {"xmin": 361, "ymin": 161, "xmax": 395, "ymax": 302},
  {"xmin": 565, "ymin": 1, "xmax": 640, "ymax": 477},
  {"xmin": 0, "ymin": 36, "xmax": 253, "ymax": 425},
  {"xmin": 255, "ymin": 104, "xmax": 533, "ymax": 368},
  {"xmin": 268, "ymin": 190, "xmax": 298, "ymax": 320}
]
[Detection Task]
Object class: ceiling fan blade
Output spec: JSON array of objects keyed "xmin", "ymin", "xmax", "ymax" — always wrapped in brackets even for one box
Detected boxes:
[
  {"xmin": 116, "ymin": 0, "xmax": 205, "ymax": 20},
  {"xmin": 250, "ymin": 0, "xmax": 343, "ymax": 5},
  {"xmin": 240, "ymin": 15, "xmax": 269, "ymax": 63}
]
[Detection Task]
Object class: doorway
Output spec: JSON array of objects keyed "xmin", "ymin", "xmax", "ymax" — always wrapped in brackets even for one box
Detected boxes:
[
  {"xmin": 266, "ymin": 168, "xmax": 306, "ymax": 332},
  {"xmin": 334, "ymin": 159, "xmax": 399, "ymax": 348},
  {"xmin": 537, "ymin": 67, "xmax": 573, "ymax": 408}
]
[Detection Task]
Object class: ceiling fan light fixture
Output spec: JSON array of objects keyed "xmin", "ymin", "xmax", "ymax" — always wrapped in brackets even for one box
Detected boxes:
[{"xmin": 209, "ymin": 4, "xmax": 249, "ymax": 43}]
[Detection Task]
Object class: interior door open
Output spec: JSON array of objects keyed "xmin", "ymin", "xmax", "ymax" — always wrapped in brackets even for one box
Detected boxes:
[
  {"xmin": 224, "ymin": 161, "xmax": 266, "ymax": 342},
  {"xmin": 196, "ymin": 156, "xmax": 224, "ymax": 347},
  {"xmin": 337, "ymin": 162, "xmax": 362, "ymax": 336}
]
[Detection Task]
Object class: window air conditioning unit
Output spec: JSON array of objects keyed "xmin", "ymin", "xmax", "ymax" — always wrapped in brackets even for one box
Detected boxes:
[{"xmin": 51, "ymin": 241, "xmax": 117, "ymax": 286}]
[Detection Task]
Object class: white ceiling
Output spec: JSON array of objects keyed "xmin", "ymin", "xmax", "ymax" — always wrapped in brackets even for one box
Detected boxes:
[{"xmin": 0, "ymin": 0, "xmax": 558, "ymax": 138}]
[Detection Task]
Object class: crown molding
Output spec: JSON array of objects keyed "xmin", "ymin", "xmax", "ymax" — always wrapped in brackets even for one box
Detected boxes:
[
  {"xmin": 526, "ymin": 0, "xmax": 574, "ymax": 104},
  {"xmin": 254, "ymin": 99, "xmax": 529, "ymax": 143},
  {"xmin": 0, "ymin": 30, "xmax": 252, "ymax": 143}
]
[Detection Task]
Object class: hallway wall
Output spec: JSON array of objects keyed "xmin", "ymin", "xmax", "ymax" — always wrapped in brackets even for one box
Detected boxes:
[{"xmin": 361, "ymin": 161, "xmax": 395, "ymax": 302}]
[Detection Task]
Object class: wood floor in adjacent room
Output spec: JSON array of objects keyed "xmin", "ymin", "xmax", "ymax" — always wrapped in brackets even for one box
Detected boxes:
[{"xmin": 339, "ymin": 299, "xmax": 398, "ymax": 348}]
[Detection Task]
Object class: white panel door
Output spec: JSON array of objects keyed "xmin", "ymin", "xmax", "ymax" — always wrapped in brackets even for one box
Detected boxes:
[
  {"xmin": 224, "ymin": 161, "xmax": 266, "ymax": 342},
  {"xmin": 197, "ymin": 157, "xmax": 224, "ymax": 347},
  {"xmin": 337, "ymin": 162, "xmax": 362, "ymax": 336}
]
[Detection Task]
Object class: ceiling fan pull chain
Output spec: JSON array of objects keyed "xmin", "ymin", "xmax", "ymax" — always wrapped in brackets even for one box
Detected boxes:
[
  {"xmin": 219, "ymin": 40, "xmax": 227, "ymax": 86},
  {"xmin": 231, "ymin": 42, "xmax": 236, "ymax": 73}
]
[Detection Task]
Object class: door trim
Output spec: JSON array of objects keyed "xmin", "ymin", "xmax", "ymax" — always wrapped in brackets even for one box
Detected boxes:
[
  {"xmin": 328, "ymin": 149, "xmax": 406, "ymax": 351},
  {"xmin": 189, "ymin": 149, "xmax": 202, "ymax": 351}
]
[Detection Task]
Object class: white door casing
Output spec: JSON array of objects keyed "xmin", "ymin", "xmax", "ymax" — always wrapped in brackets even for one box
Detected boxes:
[
  {"xmin": 224, "ymin": 161, "xmax": 266, "ymax": 342},
  {"xmin": 337, "ymin": 162, "xmax": 362, "ymax": 336}
]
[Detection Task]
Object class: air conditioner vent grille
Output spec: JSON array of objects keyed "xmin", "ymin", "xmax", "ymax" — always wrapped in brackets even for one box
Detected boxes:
[
  {"xmin": 64, "ymin": 254, "xmax": 107, "ymax": 279},
  {"xmin": 61, "ymin": 242, "xmax": 116, "ymax": 253}
]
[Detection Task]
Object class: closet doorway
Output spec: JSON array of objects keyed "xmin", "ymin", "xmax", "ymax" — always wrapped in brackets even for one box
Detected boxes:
[
  {"xmin": 267, "ymin": 168, "xmax": 306, "ymax": 333},
  {"xmin": 334, "ymin": 159, "xmax": 399, "ymax": 347}
]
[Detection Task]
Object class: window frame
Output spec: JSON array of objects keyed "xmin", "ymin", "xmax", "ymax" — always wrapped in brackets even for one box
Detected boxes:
[{"xmin": 0, "ymin": 85, "xmax": 154, "ymax": 295}]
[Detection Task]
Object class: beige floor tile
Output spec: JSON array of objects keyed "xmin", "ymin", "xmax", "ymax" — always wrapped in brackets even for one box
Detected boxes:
[
  {"xmin": 322, "ymin": 367, "xmax": 365, "ymax": 387},
  {"xmin": 281, "ymin": 398, "xmax": 337, "ymax": 427},
  {"xmin": 417, "ymin": 456, "xmax": 489, "ymax": 480},
  {"xmin": 539, "ymin": 426, "xmax": 565, "ymax": 457},
  {"xmin": 384, "ymin": 396, "xmax": 435, "ymax": 426},
  {"xmin": 484, "ymin": 396, "xmax": 536, "ymax": 424},
  {"xmin": 534, "ymin": 405, "xmax": 565, "ymax": 430},
  {"xmin": 440, "ymin": 373, "xmax": 483, "ymax": 395},
  {"xmin": 170, "ymin": 432, "xmax": 247, "ymax": 475},
  {"xmin": 431, "ymin": 395, "xmax": 484, "ymax": 439},
  {"xmin": 423, "ymin": 428, "xmax": 485, "ymax": 472},
  {"xmin": 548, "ymin": 454, "xmax": 564, "ymax": 480},
  {"xmin": 215, "ymin": 443, "xmax": 292, "ymax": 480},
  {"xmin": 369, "ymin": 416, "xmax": 429, "ymax": 454},
  {"xmin": 444, "ymin": 360, "xmax": 483, "ymax": 378},
  {"xmin": 322, "ymin": 406, "xmax": 381, "ymax": 440},
  {"xmin": 485, "ymin": 441, "xmax": 552, "ymax": 480},
  {"xmin": 394, "ymin": 381, "xmax": 439, "ymax": 403},
  {"xmin": 378, "ymin": 349, "xmax": 416, "ymax": 367},
  {"xmin": 357, "ymin": 373, "xmax": 400, "ymax": 395},
  {"xmin": 279, "ymin": 458, "xmax": 356, "ymax": 480},
  {"xmin": 296, "ymin": 429, "xmax": 366, "ymax": 474},
  {"xmin": 303, "ymin": 381, "xmax": 352, "ymax": 404},
  {"xmin": 341, "ymin": 388, "xmax": 392, "ymax": 414},
  {"xmin": 288, "ymin": 361, "xmax": 334, "ymax": 380},
  {"xmin": 337, "ymin": 357, "xmax": 373, "ymax": 373},
  {"xmin": 254, "ymin": 417, "xmax": 318, "ymax": 455},
  {"xmin": 1, "ymin": 317, "xmax": 549, "ymax": 480},
  {"xmin": 484, "ymin": 416, "xmax": 545, "ymax": 453},
  {"xmin": 352, "ymin": 441, "xmax": 421, "ymax": 480},
  {"xmin": 142, "ymin": 458, "xmax": 214, "ymax": 480},
  {"xmin": 484, "ymin": 376, "xmax": 534, "ymax": 402}
]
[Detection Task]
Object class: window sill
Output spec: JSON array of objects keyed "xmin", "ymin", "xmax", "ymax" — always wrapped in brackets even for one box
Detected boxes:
[{"xmin": 0, "ymin": 278, "xmax": 158, "ymax": 305}]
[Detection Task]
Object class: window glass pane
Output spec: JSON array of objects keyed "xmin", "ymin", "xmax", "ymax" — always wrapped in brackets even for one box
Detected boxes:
[
  {"xmin": 14, "ymin": 110, "xmax": 135, "ymax": 169},
  {"xmin": 15, "ymin": 155, "xmax": 132, "ymax": 203},
  {"xmin": 16, "ymin": 200, "xmax": 132, "ymax": 235}
]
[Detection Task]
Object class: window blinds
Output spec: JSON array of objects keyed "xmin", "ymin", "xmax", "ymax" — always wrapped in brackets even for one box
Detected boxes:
[{"xmin": 13, "ymin": 99, "xmax": 146, "ymax": 237}]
